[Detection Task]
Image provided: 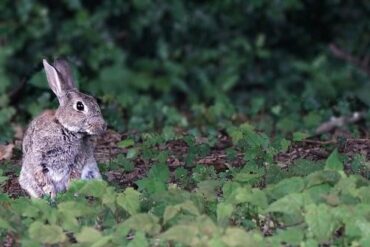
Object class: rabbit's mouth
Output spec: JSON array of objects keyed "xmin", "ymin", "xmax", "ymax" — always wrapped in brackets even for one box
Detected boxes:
[{"xmin": 85, "ymin": 120, "xmax": 107, "ymax": 136}]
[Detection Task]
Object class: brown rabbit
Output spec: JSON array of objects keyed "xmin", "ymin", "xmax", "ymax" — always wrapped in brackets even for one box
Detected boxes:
[{"xmin": 19, "ymin": 59, "xmax": 107, "ymax": 198}]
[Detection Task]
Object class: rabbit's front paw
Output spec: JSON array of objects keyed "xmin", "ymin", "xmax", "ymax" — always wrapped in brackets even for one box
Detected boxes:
[{"xmin": 81, "ymin": 167, "xmax": 102, "ymax": 180}]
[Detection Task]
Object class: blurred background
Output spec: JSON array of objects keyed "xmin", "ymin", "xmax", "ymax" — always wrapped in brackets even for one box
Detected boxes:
[{"xmin": 0, "ymin": 0, "xmax": 369, "ymax": 143}]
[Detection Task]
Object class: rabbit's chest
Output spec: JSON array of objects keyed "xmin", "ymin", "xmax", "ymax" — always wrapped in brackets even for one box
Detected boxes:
[{"xmin": 44, "ymin": 142, "xmax": 84, "ymax": 178}]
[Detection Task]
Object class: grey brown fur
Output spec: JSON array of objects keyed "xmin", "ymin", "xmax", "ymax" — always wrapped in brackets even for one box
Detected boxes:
[{"xmin": 19, "ymin": 59, "xmax": 107, "ymax": 198}]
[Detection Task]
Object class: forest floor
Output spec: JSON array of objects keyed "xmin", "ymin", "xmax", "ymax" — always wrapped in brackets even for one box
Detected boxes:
[{"xmin": 3, "ymin": 127, "xmax": 370, "ymax": 198}]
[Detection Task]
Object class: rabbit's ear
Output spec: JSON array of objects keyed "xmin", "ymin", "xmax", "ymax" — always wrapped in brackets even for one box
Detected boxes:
[
  {"xmin": 43, "ymin": 59, "xmax": 74, "ymax": 99},
  {"xmin": 52, "ymin": 59, "xmax": 76, "ymax": 90}
]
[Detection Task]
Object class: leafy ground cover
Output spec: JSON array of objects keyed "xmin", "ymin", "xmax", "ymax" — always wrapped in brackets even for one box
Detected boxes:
[{"xmin": 1, "ymin": 123, "xmax": 370, "ymax": 246}]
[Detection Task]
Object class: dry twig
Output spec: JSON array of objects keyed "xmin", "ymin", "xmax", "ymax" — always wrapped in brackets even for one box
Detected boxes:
[
  {"xmin": 329, "ymin": 43, "xmax": 370, "ymax": 77},
  {"xmin": 315, "ymin": 112, "xmax": 363, "ymax": 135}
]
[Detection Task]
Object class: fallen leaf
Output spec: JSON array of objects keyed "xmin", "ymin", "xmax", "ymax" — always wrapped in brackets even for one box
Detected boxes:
[{"xmin": 0, "ymin": 144, "xmax": 14, "ymax": 161}]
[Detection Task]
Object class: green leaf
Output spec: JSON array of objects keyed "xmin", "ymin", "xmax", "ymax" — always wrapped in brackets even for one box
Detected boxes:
[
  {"xmin": 163, "ymin": 205, "xmax": 180, "ymax": 225},
  {"xmin": 163, "ymin": 201, "xmax": 200, "ymax": 224},
  {"xmin": 118, "ymin": 139, "xmax": 135, "ymax": 148},
  {"xmin": 102, "ymin": 186, "xmax": 117, "ymax": 211},
  {"xmin": 75, "ymin": 227, "xmax": 102, "ymax": 243},
  {"xmin": 0, "ymin": 218, "xmax": 11, "ymax": 229},
  {"xmin": 136, "ymin": 163, "xmax": 170, "ymax": 193},
  {"xmin": 58, "ymin": 201, "xmax": 95, "ymax": 217},
  {"xmin": 29, "ymin": 221, "xmax": 66, "ymax": 244},
  {"xmin": 268, "ymin": 177, "xmax": 305, "ymax": 200},
  {"xmin": 159, "ymin": 225, "xmax": 199, "ymax": 245},
  {"xmin": 196, "ymin": 180, "xmax": 220, "ymax": 201},
  {"xmin": 122, "ymin": 213, "xmax": 161, "ymax": 235},
  {"xmin": 304, "ymin": 204, "xmax": 339, "ymax": 243},
  {"xmin": 127, "ymin": 148, "xmax": 138, "ymax": 159},
  {"xmin": 266, "ymin": 193, "xmax": 304, "ymax": 215},
  {"xmin": 240, "ymin": 123, "xmax": 269, "ymax": 148},
  {"xmin": 116, "ymin": 188, "xmax": 141, "ymax": 215},
  {"xmin": 293, "ymin": 131, "xmax": 310, "ymax": 141},
  {"xmin": 217, "ymin": 202, "xmax": 234, "ymax": 224},
  {"xmin": 305, "ymin": 170, "xmax": 341, "ymax": 188},
  {"xmin": 128, "ymin": 231, "xmax": 149, "ymax": 247},
  {"xmin": 76, "ymin": 180, "xmax": 108, "ymax": 198},
  {"xmin": 222, "ymin": 227, "xmax": 262, "ymax": 246},
  {"xmin": 271, "ymin": 227, "xmax": 304, "ymax": 245},
  {"xmin": 233, "ymin": 171, "xmax": 262, "ymax": 183},
  {"xmin": 228, "ymin": 127, "xmax": 243, "ymax": 144},
  {"xmin": 149, "ymin": 163, "xmax": 170, "ymax": 182},
  {"xmin": 91, "ymin": 236, "xmax": 114, "ymax": 247},
  {"xmin": 325, "ymin": 149, "xmax": 343, "ymax": 171}
]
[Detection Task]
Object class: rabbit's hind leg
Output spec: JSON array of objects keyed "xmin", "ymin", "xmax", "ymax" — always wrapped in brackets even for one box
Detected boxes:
[
  {"xmin": 19, "ymin": 168, "xmax": 45, "ymax": 198},
  {"xmin": 34, "ymin": 169, "xmax": 57, "ymax": 198}
]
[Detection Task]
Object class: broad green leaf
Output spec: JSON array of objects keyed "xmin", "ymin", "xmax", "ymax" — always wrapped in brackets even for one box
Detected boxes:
[
  {"xmin": 305, "ymin": 184, "xmax": 332, "ymax": 203},
  {"xmin": 77, "ymin": 180, "xmax": 108, "ymax": 198},
  {"xmin": 102, "ymin": 186, "xmax": 117, "ymax": 211},
  {"xmin": 116, "ymin": 188, "xmax": 141, "ymax": 215},
  {"xmin": 331, "ymin": 204, "xmax": 370, "ymax": 238},
  {"xmin": 222, "ymin": 181, "xmax": 242, "ymax": 202},
  {"xmin": 197, "ymin": 215, "xmax": 219, "ymax": 236},
  {"xmin": 91, "ymin": 236, "xmax": 114, "ymax": 247},
  {"xmin": 305, "ymin": 170, "xmax": 341, "ymax": 188},
  {"xmin": 128, "ymin": 231, "xmax": 149, "ymax": 247},
  {"xmin": 122, "ymin": 213, "xmax": 161, "ymax": 235},
  {"xmin": 60, "ymin": 213, "xmax": 79, "ymax": 232},
  {"xmin": 0, "ymin": 217, "xmax": 10, "ymax": 229},
  {"xmin": 301, "ymin": 239, "xmax": 319, "ymax": 247},
  {"xmin": 136, "ymin": 178, "xmax": 167, "ymax": 194},
  {"xmin": 127, "ymin": 148, "xmax": 137, "ymax": 159},
  {"xmin": 208, "ymin": 237, "xmax": 228, "ymax": 247},
  {"xmin": 240, "ymin": 123, "xmax": 269, "ymax": 148},
  {"xmin": 163, "ymin": 205, "xmax": 180, "ymax": 225},
  {"xmin": 332, "ymin": 176, "xmax": 358, "ymax": 196},
  {"xmin": 360, "ymin": 237, "xmax": 370, "ymax": 247},
  {"xmin": 268, "ymin": 177, "xmax": 305, "ymax": 200},
  {"xmin": 293, "ymin": 131, "xmax": 309, "ymax": 141},
  {"xmin": 118, "ymin": 139, "xmax": 135, "ymax": 148},
  {"xmin": 136, "ymin": 163, "xmax": 170, "ymax": 193},
  {"xmin": 112, "ymin": 225, "xmax": 130, "ymax": 244},
  {"xmin": 58, "ymin": 201, "xmax": 95, "ymax": 217},
  {"xmin": 222, "ymin": 227, "xmax": 262, "ymax": 247},
  {"xmin": 196, "ymin": 180, "xmax": 220, "ymax": 201},
  {"xmin": 325, "ymin": 149, "xmax": 343, "ymax": 171},
  {"xmin": 270, "ymin": 227, "xmax": 304, "ymax": 245},
  {"xmin": 163, "ymin": 200, "xmax": 200, "ymax": 224},
  {"xmin": 228, "ymin": 127, "xmax": 243, "ymax": 144},
  {"xmin": 304, "ymin": 204, "xmax": 338, "ymax": 243},
  {"xmin": 266, "ymin": 193, "xmax": 304, "ymax": 215},
  {"xmin": 149, "ymin": 163, "xmax": 170, "ymax": 182},
  {"xmin": 217, "ymin": 202, "xmax": 234, "ymax": 224},
  {"xmin": 249, "ymin": 189, "xmax": 268, "ymax": 209},
  {"xmin": 233, "ymin": 171, "xmax": 262, "ymax": 183},
  {"xmin": 75, "ymin": 227, "xmax": 102, "ymax": 243},
  {"xmin": 29, "ymin": 221, "xmax": 66, "ymax": 244},
  {"xmin": 159, "ymin": 225, "xmax": 199, "ymax": 245},
  {"xmin": 358, "ymin": 186, "xmax": 370, "ymax": 203}
]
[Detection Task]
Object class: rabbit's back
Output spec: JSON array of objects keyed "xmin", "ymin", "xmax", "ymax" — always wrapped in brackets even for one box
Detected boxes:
[{"xmin": 23, "ymin": 110, "xmax": 56, "ymax": 153}]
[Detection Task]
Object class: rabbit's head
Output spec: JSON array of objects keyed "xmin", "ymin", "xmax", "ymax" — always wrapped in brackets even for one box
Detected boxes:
[{"xmin": 43, "ymin": 59, "xmax": 107, "ymax": 135}]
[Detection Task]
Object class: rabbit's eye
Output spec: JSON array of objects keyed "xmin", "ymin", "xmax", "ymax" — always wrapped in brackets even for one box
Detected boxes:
[{"xmin": 76, "ymin": 101, "xmax": 85, "ymax": 111}]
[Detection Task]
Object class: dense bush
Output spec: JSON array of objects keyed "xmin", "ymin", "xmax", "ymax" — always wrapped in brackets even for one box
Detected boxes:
[{"xmin": 0, "ymin": 0, "xmax": 369, "ymax": 139}]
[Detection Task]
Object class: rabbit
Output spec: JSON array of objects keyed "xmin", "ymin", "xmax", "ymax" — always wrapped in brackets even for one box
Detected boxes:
[{"xmin": 19, "ymin": 58, "xmax": 107, "ymax": 198}]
